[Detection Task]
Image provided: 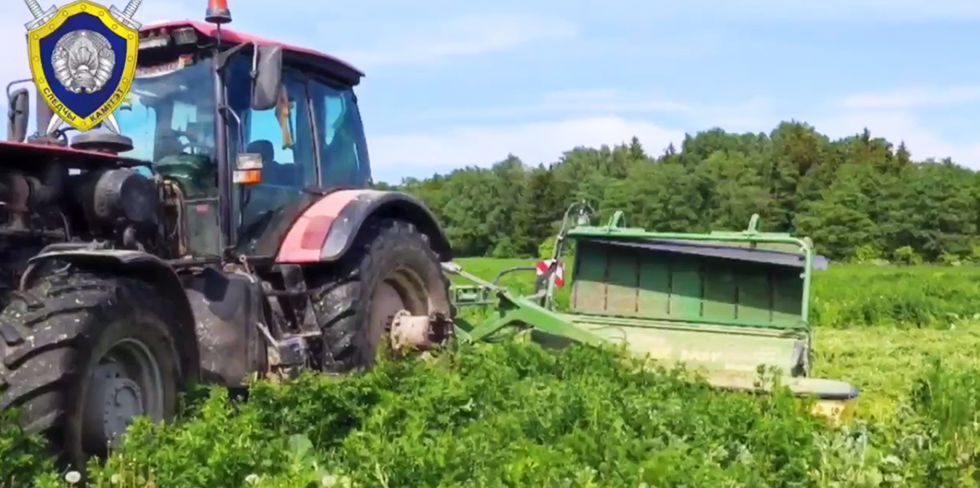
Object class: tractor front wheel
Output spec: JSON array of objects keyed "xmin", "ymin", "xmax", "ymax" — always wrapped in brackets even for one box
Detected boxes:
[
  {"xmin": 0, "ymin": 270, "xmax": 183, "ymax": 470},
  {"xmin": 312, "ymin": 219, "xmax": 452, "ymax": 372}
]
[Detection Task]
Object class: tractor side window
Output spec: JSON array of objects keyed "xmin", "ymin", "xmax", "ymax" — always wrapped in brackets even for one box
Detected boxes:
[
  {"xmin": 235, "ymin": 72, "xmax": 316, "ymax": 245},
  {"xmin": 309, "ymin": 80, "xmax": 371, "ymax": 188}
]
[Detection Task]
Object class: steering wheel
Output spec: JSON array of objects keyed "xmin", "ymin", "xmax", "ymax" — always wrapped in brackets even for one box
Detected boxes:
[{"xmin": 154, "ymin": 153, "xmax": 216, "ymax": 196}]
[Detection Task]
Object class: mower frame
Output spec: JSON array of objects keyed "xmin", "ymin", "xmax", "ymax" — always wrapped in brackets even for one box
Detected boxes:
[{"xmin": 445, "ymin": 204, "xmax": 859, "ymax": 422}]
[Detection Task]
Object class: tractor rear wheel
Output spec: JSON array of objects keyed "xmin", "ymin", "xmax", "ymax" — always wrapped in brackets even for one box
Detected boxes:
[
  {"xmin": 0, "ymin": 269, "xmax": 183, "ymax": 470},
  {"xmin": 312, "ymin": 219, "xmax": 452, "ymax": 372}
]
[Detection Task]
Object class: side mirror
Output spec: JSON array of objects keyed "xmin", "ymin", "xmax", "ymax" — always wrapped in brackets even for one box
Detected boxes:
[
  {"xmin": 35, "ymin": 89, "xmax": 54, "ymax": 136},
  {"xmin": 7, "ymin": 89, "xmax": 29, "ymax": 142},
  {"xmin": 251, "ymin": 45, "xmax": 282, "ymax": 110}
]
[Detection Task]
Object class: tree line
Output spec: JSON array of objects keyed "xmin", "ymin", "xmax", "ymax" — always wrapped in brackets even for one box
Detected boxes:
[{"xmin": 376, "ymin": 121, "xmax": 980, "ymax": 263}]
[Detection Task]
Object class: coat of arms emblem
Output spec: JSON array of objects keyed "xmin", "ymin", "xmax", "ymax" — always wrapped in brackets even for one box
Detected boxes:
[{"xmin": 23, "ymin": 0, "xmax": 142, "ymax": 133}]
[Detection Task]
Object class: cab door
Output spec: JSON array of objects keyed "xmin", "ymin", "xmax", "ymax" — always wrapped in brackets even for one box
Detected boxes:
[{"xmin": 232, "ymin": 68, "xmax": 319, "ymax": 254}]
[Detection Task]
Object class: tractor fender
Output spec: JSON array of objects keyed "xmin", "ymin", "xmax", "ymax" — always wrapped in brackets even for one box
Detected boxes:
[
  {"xmin": 276, "ymin": 189, "xmax": 453, "ymax": 263},
  {"xmin": 24, "ymin": 248, "xmax": 200, "ymax": 382}
]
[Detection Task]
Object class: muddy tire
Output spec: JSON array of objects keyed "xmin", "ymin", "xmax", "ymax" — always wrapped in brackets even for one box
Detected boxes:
[
  {"xmin": 312, "ymin": 219, "xmax": 452, "ymax": 372},
  {"xmin": 0, "ymin": 269, "xmax": 183, "ymax": 470}
]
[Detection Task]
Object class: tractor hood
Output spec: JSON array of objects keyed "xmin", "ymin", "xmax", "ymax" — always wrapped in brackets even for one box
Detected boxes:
[{"xmin": 0, "ymin": 140, "xmax": 151, "ymax": 169}]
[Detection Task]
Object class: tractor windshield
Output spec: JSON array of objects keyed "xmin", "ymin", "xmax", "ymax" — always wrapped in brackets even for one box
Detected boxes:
[
  {"xmin": 115, "ymin": 56, "xmax": 217, "ymax": 198},
  {"xmin": 115, "ymin": 55, "xmax": 222, "ymax": 257}
]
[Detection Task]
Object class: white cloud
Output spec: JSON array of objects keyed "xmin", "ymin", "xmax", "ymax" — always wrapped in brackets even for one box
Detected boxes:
[
  {"xmin": 417, "ymin": 89, "xmax": 691, "ymax": 121},
  {"xmin": 652, "ymin": 0, "xmax": 980, "ymax": 22},
  {"xmin": 688, "ymin": 97, "xmax": 776, "ymax": 133},
  {"xmin": 815, "ymin": 109, "xmax": 980, "ymax": 168},
  {"xmin": 415, "ymin": 89, "xmax": 778, "ymax": 133},
  {"xmin": 332, "ymin": 14, "xmax": 578, "ymax": 68},
  {"xmin": 824, "ymin": 87, "xmax": 980, "ymax": 168},
  {"xmin": 840, "ymin": 86, "xmax": 980, "ymax": 110},
  {"xmin": 370, "ymin": 106, "xmax": 980, "ymax": 183},
  {"xmin": 369, "ymin": 116, "xmax": 683, "ymax": 180},
  {"xmin": 367, "ymin": 93, "xmax": 785, "ymax": 181}
]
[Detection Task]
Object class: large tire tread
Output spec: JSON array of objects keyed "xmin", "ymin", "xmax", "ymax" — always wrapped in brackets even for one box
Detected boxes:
[
  {"xmin": 311, "ymin": 218, "xmax": 450, "ymax": 373},
  {"xmin": 0, "ymin": 268, "xmax": 183, "ymax": 468}
]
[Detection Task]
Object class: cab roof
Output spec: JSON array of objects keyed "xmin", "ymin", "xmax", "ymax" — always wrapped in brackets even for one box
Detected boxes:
[{"xmin": 141, "ymin": 20, "xmax": 365, "ymax": 86}]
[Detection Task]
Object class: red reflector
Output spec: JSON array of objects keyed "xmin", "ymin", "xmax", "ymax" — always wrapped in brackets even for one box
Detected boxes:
[{"xmin": 535, "ymin": 259, "xmax": 565, "ymax": 288}]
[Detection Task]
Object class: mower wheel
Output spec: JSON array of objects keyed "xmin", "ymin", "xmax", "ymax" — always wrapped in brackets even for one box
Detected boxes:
[
  {"xmin": 312, "ymin": 218, "xmax": 452, "ymax": 372},
  {"xmin": 0, "ymin": 269, "xmax": 183, "ymax": 470}
]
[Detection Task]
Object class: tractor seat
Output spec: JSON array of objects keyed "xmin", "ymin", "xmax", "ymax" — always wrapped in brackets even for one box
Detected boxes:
[{"xmin": 246, "ymin": 140, "xmax": 295, "ymax": 186}]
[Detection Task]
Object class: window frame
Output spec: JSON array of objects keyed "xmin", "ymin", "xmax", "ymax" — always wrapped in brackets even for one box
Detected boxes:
[
  {"xmin": 307, "ymin": 74, "xmax": 372, "ymax": 190},
  {"xmin": 241, "ymin": 67, "xmax": 318, "ymax": 186}
]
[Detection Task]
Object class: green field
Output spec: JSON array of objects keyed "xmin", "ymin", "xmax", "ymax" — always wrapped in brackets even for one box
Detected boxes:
[{"xmin": 3, "ymin": 261, "xmax": 978, "ymax": 487}]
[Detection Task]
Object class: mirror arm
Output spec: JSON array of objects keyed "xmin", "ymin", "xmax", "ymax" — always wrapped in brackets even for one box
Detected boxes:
[
  {"xmin": 215, "ymin": 41, "xmax": 252, "ymax": 71},
  {"xmin": 6, "ymin": 78, "xmax": 33, "ymax": 99},
  {"xmin": 217, "ymin": 105, "xmax": 245, "ymax": 154},
  {"xmin": 217, "ymin": 103, "xmax": 252, "ymax": 226}
]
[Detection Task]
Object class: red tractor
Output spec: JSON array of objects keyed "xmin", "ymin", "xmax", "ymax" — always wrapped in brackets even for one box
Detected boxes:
[{"xmin": 1, "ymin": 3, "xmax": 453, "ymax": 468}]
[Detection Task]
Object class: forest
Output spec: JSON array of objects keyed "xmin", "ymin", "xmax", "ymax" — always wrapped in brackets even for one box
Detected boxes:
[{"xmin": 376, "ymin": 121, "xmax": 980, "ymax": 263}]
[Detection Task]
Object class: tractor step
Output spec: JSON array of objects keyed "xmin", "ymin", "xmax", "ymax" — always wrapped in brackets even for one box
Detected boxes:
[
  {"xmin": 275, "ymin": 336, "xmax": 310, "ymax": 366},
  {"xmin": 254, "ymin": 322, "xmax": 313, "ymax": 367}
]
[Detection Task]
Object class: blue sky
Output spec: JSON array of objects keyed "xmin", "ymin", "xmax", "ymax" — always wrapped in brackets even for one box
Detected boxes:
[{"xmin": 2, "ymin": 0, "xmax": 979, "ymax": 183}]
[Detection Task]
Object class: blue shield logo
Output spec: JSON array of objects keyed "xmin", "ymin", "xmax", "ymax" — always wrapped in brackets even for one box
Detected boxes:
[{"xmin": 26, "ymin": 0, "xmax": 138, "ymax": 132}]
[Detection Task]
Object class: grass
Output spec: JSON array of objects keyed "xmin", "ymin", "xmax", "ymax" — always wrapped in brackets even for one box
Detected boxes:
[
  {"xmin": 810, "ymin": 264, "xmax": 980, "ymax": 328},
  {"xmin": 813, "ymin": 324, "xmax": 980, "ymax": 420}
]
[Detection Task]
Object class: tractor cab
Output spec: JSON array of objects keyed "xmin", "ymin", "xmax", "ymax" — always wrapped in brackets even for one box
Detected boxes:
[{"xmin": 114, "ymin": 18, "xmax": 372, "ymax": 259}]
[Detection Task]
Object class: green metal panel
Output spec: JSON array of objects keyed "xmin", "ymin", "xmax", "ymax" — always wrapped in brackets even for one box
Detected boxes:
[
  {"xmin": 702, "ymin": 268, "xmax": 736, "ymax": 321},
  {"xmin": 570, "ymin": 316, "xmax": 804, "ymax": 375},
  {"xmin": 772, "ymin": 272, "xmax": 804, "ymax": 325},
  {"xmin": 566, "ymin": 212, "xmax": 815, "ymax": 327},
  {"xmin": 569, "ymin": 238, "xmax": 807, "ymax": 330},
  {"xmin": 571, "ymin": 246, "xmax": 607, "ymax": 314},
  {"xmin": 737, "ymin": 269, "xmax": 771, "ymax": 324},
  {"xmin": 637, "ymin": 256, "xmax": 671, "ymax": 318},
  {"xmin": 668, "ymin": 258, "xmax": 702, "ymax": 320},
  {"xmin": 606, "ymin": 251, "xmax": 639, "ymax": 314}
]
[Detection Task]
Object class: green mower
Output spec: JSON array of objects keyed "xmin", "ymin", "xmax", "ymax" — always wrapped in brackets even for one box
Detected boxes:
[{"xmin": 446, "ymin": 202, "xmax": 859, "ymax": 423}]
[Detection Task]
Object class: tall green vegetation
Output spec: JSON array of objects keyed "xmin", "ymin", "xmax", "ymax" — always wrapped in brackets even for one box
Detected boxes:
[
  {"xmin": 391, "ymin": 124, "xmax": 980, "ymax": 263},
  {"xmin": 3, "ymin": 264, "xmax": 978, "ymax": 487},
  {"xmin": 6, "ymin": 340, "xmax": 979, "ymax": 487}
]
